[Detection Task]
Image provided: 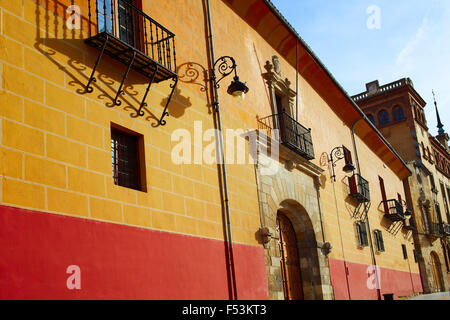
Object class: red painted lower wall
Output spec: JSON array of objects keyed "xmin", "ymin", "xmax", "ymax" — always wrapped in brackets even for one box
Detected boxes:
[
  {"xmin": 329, "ymin": 258, "xmax": 423, "ymax": 300},
  {"xmin": 0, "ymin": 205, "xmax": 269, "ymax": 300}
]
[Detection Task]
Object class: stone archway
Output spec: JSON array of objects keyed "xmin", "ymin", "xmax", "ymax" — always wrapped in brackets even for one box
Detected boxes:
[{"xmin": 254, "ymin": 136, "xmax": 333, "ymax": 300}]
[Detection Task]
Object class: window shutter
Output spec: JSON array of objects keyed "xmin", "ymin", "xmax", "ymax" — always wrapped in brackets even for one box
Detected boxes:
[
  {"xmin": 375, "ymin": 230, "xmax": 385, "ymax": 252},
  {"xmin": 361, "ymin": 221, "xmax": 368, "ymax": 247},
  {"xmin": 374, "ymin": 230, "xmax": 379, "ymax": 251},
  {"xmin": 343, "ymin": 146, "xmax": 353, "ymax": 165},
  {"xmin": 356, "ymin": 222, "xmax": 362, "ymax": 246},
  {"xmin": 402, "ymin": 244, "xmax": 408, "ymax": 259}
]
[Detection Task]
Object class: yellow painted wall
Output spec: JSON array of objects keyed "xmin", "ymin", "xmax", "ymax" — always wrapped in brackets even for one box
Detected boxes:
[
  {"xmin": 0, "ymin": 0, "xmax": 418, "ymax": 276},
  {"xmin": 0, "ymin": 0, "xmax": 261, "ymax": 246}
]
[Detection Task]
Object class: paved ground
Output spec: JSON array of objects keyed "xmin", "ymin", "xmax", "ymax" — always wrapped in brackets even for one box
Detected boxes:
[{"xmin": 408, "ymin": 292, "xmax": 450, "ymax": 300}]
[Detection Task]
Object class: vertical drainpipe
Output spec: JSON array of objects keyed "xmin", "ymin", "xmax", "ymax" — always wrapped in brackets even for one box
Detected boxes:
[
  {"xmin": 351, "ymin": 117, "xmax": 382, "ymax": 300},
  {"xmin": 296, "ymin": 38, "xmax": 298, "ymax": 122},
  {"xmin": 205, "ymin": 0, "xmax": 237, "ymax": 300}
]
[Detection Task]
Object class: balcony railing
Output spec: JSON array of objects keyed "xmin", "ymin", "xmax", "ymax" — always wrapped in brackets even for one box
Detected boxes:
[
  {"xmin": 257, "ymin": 111, "xmax": 315, "ymax": 160},
  {"xmin": 430, "ymin": 222, "xmax": 444, "ymax": 237},
  {"xmin": 349, "ymin": 173, "xmax": 370, "ymax": 203},
  {"xmin": 84, "ymin": 0, "xmax": 178, "ymax": 125},
  {"xmin": 86, "ymin": 0, "xmax": 177, "ymax": 81},
  {"xmin": 383, "ymin": 199, "xmax": 405, "ymax": 222}
]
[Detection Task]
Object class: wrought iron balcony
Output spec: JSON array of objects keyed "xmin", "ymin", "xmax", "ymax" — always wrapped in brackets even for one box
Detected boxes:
[
  {"xmin": 348, "ymin": 173, "xmax": 370, "ymax": 203},
  {"xmin": 383, "ymin": 199, "xmax": 405, "ymax": 222},
  {"xmin": 257, "ymin": 111, "xmax": 315, "ymax": 160},
  {"xmin": 85, "ymin": 0, "xmax": 178, "ymax": 125},
  {"xmin": 444, "ymin": 223, "xmax": 450, "ymax": 236},
  {"xmin": 430, "ymin": 222, "xmax": 444, "ymax": 237}
]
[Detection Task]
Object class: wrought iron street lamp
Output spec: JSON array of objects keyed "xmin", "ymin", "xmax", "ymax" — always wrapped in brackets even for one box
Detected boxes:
[
  {"xmin": 329, "ymin": 146, "xmax": 356, "ymax": 182},
  {"xmin": 213, "ymin": 56, "xmax": 249, "ymax": 99}
]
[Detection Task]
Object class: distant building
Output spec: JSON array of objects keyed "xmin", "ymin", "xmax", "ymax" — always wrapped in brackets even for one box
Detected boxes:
[{"xmin": 353, "ymin": 79, "xmax": 450, "ymax": 293}]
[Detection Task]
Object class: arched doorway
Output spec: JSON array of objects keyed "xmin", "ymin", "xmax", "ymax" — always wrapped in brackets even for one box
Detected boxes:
[
  {"xmin": 430, "ymin": 251, "xmax": 444, "ymax": 292},
  {"xmin": 277, "ymin": 211, "xmax": 303, "ymax": 300}
]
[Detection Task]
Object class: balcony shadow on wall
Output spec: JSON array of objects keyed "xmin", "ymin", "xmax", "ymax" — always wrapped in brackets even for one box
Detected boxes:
[
  {"xmin": 377, "ymin": 204, "xmax": 404, "ymax": 236},
  {"xmin": 176, "ymin": 62, "xmax": 212, "ymax": 115},
  {"xmin": 33, "ymin": 0, "xmax": 191, "ymax": 127}
]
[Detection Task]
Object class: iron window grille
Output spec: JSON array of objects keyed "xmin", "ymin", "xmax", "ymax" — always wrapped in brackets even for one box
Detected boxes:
[
  {"xmin": 373, "ymin": 229, "xmax": 385, "ymax": 252},
  {"xmin": 111, "ymin": 127, "xmax": 143, "ymax": 191},
  {"xmin": 356, "ymin": 221, "xmax": 369, "ymax": 247}
]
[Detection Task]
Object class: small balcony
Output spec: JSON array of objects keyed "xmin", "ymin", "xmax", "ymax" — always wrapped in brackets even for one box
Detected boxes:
[
  {"xmin": 348, "ymin": 173, "xmax": 370, "ymax": 203},
  {"xmin": 443, "ymin": 223, "xmax": 450, "ymax": 236},
  {"xmin": 84, "ymin": 0, "xmax": 178, "ymax": 124},
  {"xmin": 86, "ymin": 0, "xmax": 177, "ymax": 81},
  {"xmin": 257, "ymin": 111, "xmax": 315, "ymax": 160},
  {"xmin": 430, "ymin": 222, "xmax": 444, "ymax": 237},
  {"xmin": 383, "ymin": 199, "xmax": 405, "ymax": 222}
]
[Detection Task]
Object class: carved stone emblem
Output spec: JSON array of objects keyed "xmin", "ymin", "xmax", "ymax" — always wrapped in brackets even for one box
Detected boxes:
[{"xmin": 272, "ymin": 55, "xmax": 281, "ymax": 75}]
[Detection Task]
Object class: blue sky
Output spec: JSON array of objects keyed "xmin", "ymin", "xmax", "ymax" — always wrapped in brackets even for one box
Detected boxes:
[{"xmin": 271, "ymin": 0, "xmax": 450, "ymax": 136}]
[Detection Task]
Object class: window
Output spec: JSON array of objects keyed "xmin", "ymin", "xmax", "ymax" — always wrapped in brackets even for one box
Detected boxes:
[
  {"xmin": 421, "ymin": 142, "xmax": 427, "ymax": 159},
  {"xmin": 111, "ymin": 125, "xmax": 146, "ymax": 191},
  {"xmin": 443, "ymin": 244, "xmax": 450, "ymax": 272},
  {"xmin": 402, "ymin": 244, "xmax": 408, "ymax": 259},
  {"xmin": 356, "ymin": 221, "xmax": 369, "ymax": 247},
  {"xmin": 367, "ymin": 114, "xmax": 376, "ymax": 126},
  {"xmin": 373, "ymin": 230, "xmax": 385, "ymax": 252},
  {"xmin": 393, "ymin": 105, "xmax": 405, "ymax": 121},
  {"xmin": 447, "ymin": 187, "xmax": 450, "ymax": 220},
  {"xmin": 97, "ymin": 0, "xmax": 142, "ymax": 48},
  {"xmin": 427, "ymin": 147, "xmax": 432, "ymax": 163},
  {"xmin": 441, "ymin": 183, "xmax": 450, "ymax": 221},
  {"xmin": 98, "ymin": 0, "xmax": 114, "ymax": 34},
  {"xmin": 429, "ymin": 173, "xmax": 436, "ymax": 192},
  {"xmin": 275, "ymin": 93, "xmax": 284, "ymax": 113},
  {"xmin": 378, "ymin": 110, "xmax": 390, "ymax": 126}
]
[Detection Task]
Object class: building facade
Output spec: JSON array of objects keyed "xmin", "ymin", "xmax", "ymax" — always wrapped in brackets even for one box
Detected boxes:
[
  {"xmin": 0, "ymin": 0, "xmax": 420, "ymax": 299},
  {"xmin": 353, "ymin": 79, "xmax": 450, "ymax": 293}
]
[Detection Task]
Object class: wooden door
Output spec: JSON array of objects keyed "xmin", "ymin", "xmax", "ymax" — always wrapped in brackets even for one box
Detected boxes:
[
  {"xmin": 277, "ymin": 212, "xmax": 303, "ymax": 300},
  {"xmin": 430, "ymin": 252, "xmax": 444, "ymax": 292}
]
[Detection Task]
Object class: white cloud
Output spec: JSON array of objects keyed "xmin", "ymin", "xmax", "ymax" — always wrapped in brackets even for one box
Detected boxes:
[{"xmin": 395, "ymin": 17, "xmax": 430, "ymax": 71}]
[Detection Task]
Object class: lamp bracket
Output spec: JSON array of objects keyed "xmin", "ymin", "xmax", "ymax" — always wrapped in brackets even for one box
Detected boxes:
[
  {"xmin": 329, "ymin": 146, "xmax": 346, "ymax": 182},
  {"xmin": 213, "ymin": 56, "xmax": 237, "ymax": 86}
]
